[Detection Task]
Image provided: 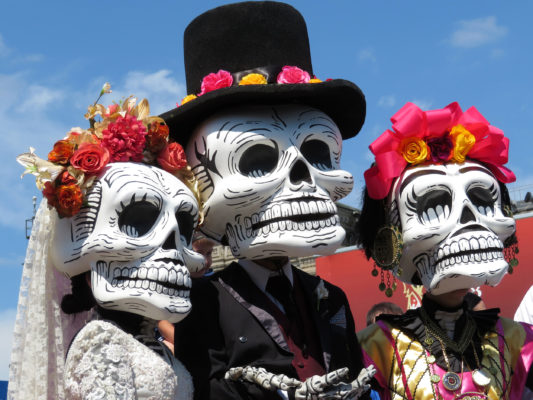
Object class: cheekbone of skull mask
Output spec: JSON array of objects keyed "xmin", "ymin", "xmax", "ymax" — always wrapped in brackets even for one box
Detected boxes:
[
  {"xmin": 51, "ymin": 162, "xmax": 205, "ymax": 323},
  {"xmin": 187, "ymin": 104, "xmax": 354, "ymax": 260},
  {"xmin": 391, "ymin": 161, "xmax": 516, "ymax": 295}
]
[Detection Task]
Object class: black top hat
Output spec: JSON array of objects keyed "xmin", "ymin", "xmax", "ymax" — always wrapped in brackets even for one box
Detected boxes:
[{"xmin": 160, "ymin": 1, "xmax": 365, "ymax": 146}]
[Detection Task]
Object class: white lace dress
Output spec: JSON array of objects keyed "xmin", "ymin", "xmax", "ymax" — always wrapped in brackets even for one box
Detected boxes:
[{"xmin": 64, "ymin": 320, "xmax": 193, "ymax": 400}]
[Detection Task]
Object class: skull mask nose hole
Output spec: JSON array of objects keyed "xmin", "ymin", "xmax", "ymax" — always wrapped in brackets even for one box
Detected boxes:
[
  {"xmin": 290, "ymin": 159, "xmax": 312, "ymax": 185},
  {"xmin": 162, "ymin": 232, "xmax": 177, "ymax": 251},
  {"xmin": 460, "ymin": 206, "xmax": 476, "ymax": 224}
]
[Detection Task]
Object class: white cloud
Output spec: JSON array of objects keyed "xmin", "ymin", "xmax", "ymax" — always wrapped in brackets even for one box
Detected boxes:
[
  {"xmin": 357, "ymin": 48, "xmax": 377, "ymax": 64},
  {"xmin": 111, "ymin": 69, "xmax": 185, "ymax": 115},
  {"xmin": 411, "ymin": 99, "xmax": 433, "ymax": 110},
  {"xmin": 0, "ymin": 308, "xmax": 17, "ymax": 380},
  {"xmin": 377, "ymin": 95, "xmax": 396, "ymax": 108},
  {"xmin": 450, "ymin": 16, "xmax": 507, "ymax": 48},
  {"xmin": 17, "ymin": 85, "xmax": 65, "ymax": 112}
]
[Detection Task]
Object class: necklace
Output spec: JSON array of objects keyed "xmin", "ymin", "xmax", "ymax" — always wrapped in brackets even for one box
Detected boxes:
[
  {"xmin": 425, "ymin": 324, "xmax": 463, "ymax": 392},
  {"xmin": 470, "ymin": 342, "xmax": 491, "ymax": 388}
]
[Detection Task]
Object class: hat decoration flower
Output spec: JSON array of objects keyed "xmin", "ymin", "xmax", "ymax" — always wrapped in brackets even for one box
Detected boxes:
[
  {"xmin": 177, "ymin": 65, "xmax": 324, "ymax": 107},
  {"xmin": 364, "ymin": 101, "xmax": 516, "ymax": 199},
  {"xmin": 17, "ymin": 83, "xmax": 198, "ymax": 218}
]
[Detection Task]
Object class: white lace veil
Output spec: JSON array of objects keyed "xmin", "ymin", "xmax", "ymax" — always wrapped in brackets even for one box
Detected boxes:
[{"xmin": 8, "ymin": 200, "xmax": 92, "ymax": 400}]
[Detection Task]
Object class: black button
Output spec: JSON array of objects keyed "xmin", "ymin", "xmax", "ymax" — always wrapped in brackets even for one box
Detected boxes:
[
  {"xmin": 239, "ymin": 336, "xmax": 247, "ymax": 343},
  {"xmin": 297, "ymin": 362, "xmax": 304, "ymax": 368}
]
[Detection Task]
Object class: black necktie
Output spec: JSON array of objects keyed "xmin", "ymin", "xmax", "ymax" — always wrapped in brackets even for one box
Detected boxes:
[{"xmin": 266, "ymin": 273, "xmax": 297, "ymax": 316}]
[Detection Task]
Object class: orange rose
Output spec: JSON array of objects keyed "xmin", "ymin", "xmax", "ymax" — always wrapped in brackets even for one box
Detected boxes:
[
  {"xmin": 42, "ymin": 181, "xmax": 58, "ymax": 209},
  {"xmin": 157, "ymin": 142, "xmax": 187, "ymax": 173},
  {"xmin": 48, "ymin": 140, "xmax": 75, "ymax": 164},
  {"xmin": 180, "ymin": 94, "xmax": 197, "ymax": 106},
  {"xmin": 57, "ymin": 170, "xmax": 77, "ymax": 185},
  {"xmin": 450, "ymin": 125, "xmax": 476, "ymax": 163},
  {"xmin": 400, "ymin": 137, "xmax": 428, "ymax": 164},
  {"xmin": 239, "ymin": 73, "xmax": 267, "ymax": 85},
  {"xmin": 146, "ymin": 122, "xmax": 170, "ymax": 153},
  {"xmin": 70, "ymin": 143, "xmax": 110, "ymax": 175},
  {"xmin": 55, "ymin": 183, "xmax": 83, "ymax": 217}
]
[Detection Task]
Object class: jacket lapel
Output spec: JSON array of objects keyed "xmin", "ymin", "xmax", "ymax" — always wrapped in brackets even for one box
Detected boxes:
[
  {"xmin": 217, "ymin": 262, "xmax": 291, "ymax": 353},
  {"xmin": 293, "ymin": 267, "xmax": 333, "ymax": 371}
]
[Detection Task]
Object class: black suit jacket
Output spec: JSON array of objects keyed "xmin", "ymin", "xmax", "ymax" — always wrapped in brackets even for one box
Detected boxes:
[{"xmin": 175, "ymin": 262, "xmax": 368, "ymax": 400}]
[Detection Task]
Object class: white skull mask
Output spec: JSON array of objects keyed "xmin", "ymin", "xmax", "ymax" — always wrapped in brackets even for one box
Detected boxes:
[
  {"xmin": 187, "ymin": 104, "xmax": 354, "ymax": 259},
  {"xmin": 391, "ymin": 161, "xmax": 516, "ymax": 295},
  {"xmin": 51, "ymin": 163, "xmax": 205, "ymax": 323}
]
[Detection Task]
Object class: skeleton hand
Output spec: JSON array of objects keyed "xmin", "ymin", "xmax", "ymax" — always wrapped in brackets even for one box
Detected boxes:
[
  {"xmin": 225, "ymin": 366, "xmax": 302, "ymax": 391},
  {"xmin": 294, "ymin": 366, "xmax": 376, "ymax": 400},
  {"xmin": 225, "ymin": 365, "xmax": 375, "ymax": 399}
]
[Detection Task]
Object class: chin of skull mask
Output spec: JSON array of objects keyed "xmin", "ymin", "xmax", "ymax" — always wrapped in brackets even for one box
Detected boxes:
[
  {"xmin": 187, "ymin": 104, "xmax": 354, "ymax": 260},
  {"xmin": 390, "ymin": 161, "xmax": 515, "ymax": 295},
  {"xmin": 50, "ymin": 163, "xmax": 205, "ymax": 323}
]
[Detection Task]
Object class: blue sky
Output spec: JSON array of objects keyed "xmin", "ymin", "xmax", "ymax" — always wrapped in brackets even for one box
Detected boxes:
[{"xmin": 1, "ymin": 1, "xmax": 532, "ymax": 379}]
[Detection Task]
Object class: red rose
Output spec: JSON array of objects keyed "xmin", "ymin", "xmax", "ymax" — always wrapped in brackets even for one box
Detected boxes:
[
  {"xmin": 199, "ymin": 70, "xmax": 233, "ymax": 95},
  {"xmin": 42, "ymin": 181, "xmax": 58, "ymax": 208},
  {"xmin": 157, "ymin": 142, "xmax": 187, "ymax": 172},
  {"xmin": 56, "ymin": 184, "xmax": 83, "ymax": 217},
  {"xmin": 48, "ymin": 139, "xmax": 75, "ymax": 164},
  {"xmin": 57, "ymin": 170, "xmax": 77, "ymax": 185},
  {"xmin": 276, "ymin": 66, "xmax": 311, "ymax": 84},
  {"xmin": 70, "ymin": 143, "xmax": 110, "ymax": 175}
]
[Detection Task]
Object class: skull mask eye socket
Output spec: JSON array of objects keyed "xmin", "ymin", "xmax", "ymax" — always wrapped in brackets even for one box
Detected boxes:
[
  {"xmin": 301, "ymin": 139, "xmax": 332, "ymax": 170},
  {"xmin": 119, "ymin": 200, "xmax": 160, "ymax": 238},
  {"xmin": 467, "ymin": 184, "xmax": 497, "ymax": 216},
  {"xmin": 238, "ymin": 142, "xmax": 279, "ymax": 178},
  {"xmin": 412, "ymin": 187, "xmax": 452, "ymax": 225},
  {"xmin": 176, "ymin": 210, "xmax": 195, "ymax": 245}
]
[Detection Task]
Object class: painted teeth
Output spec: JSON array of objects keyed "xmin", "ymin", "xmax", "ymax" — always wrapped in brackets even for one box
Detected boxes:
[{"xmin": 107, "ymin": 265, "xmax": 191, "ymax": 295}]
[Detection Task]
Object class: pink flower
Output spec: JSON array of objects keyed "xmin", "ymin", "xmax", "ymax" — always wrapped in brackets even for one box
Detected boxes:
[
  {"xmin": 101, "ymin": 114, "xmax": 147, "ymax": 162},
  {"xmin": 199, "ymin": 70, "xmax": 233, "ymax": 95},
  {"xmin": 276, "ymin": 66, "xmax": 311, "ymax": 84}
]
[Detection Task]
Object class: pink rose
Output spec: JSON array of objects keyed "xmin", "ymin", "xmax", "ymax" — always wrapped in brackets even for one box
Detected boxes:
[
  {"xmin": 157, "ymin": 142, "xmax": 188, "ymax": 173},
  {"xmin": 276, "ymin": 66, "xmax": 311, "ymax": 84},
  {"xmin": 199, "ymin": 70, "xmax": 233, "ymax": 95},
  {"xmin": 70, "ymin": 143, "xmax": 110, "ymax": 175}
]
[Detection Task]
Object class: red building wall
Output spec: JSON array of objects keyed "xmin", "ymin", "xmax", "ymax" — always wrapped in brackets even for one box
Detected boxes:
[{"xmin": 316, "ymin": 216, "xmax": 533, "ymax": 331}]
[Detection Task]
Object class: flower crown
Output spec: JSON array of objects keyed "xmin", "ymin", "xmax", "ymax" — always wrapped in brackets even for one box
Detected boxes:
[
  {"xmin": 177, "ymin": 65, "xmax": 324, "ymax": 106},
  {"xmin": 18, "ymin": 83, "xmax": 198, "ymax": 218},
  {"xmin": 364, "ymin": 102, "xmax": 516, "ymax": 200}
]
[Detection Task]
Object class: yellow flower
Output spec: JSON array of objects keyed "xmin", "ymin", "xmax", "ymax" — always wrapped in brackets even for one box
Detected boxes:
[
  {"xmin": 400, "ymin": 137, "xmax": 428, "ymax": 164},
  {"xmin": 309, "ymin": 78, "xmax": 322, "ymax": 83},
  {"xmin": 238, "ymin": 73, "xmax": 267, "ymax": 85},
  {"xmin": 450, "ymin": 124, "xmax": 476, "ymax": 163},
  {"xmin": 181, "ymin": 94, "xmax": 197, "ymax": 105}
]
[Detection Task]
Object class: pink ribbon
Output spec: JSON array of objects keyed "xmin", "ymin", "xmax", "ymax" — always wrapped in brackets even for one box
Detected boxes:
[{"xmin": 364, "ymin": 102, "xmax": 516, "ymax": 199}]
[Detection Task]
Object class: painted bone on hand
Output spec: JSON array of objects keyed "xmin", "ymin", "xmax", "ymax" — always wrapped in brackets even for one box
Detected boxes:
[{"xmin": 225, "ymin": 365, "xmax": 376, "ymax": 399}]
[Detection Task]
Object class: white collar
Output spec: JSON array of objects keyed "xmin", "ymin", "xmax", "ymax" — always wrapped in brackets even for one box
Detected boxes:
[{"xmin": 239, "ymin": 259, "xmax": 293, "ymax": 293}]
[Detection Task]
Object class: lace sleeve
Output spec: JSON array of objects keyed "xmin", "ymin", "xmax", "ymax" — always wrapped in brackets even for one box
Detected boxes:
[{"xmin": 64, "ymin": 321, "xmax": 136, "ymax": 400}]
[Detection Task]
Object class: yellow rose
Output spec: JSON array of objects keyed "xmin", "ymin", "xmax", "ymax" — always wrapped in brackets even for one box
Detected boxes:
[
  {"xmin": 180, "ymin": 94, "xmax": 197, "ymax": 106},
  {"xmin": 309, "ymin": 78, "xmax": 322, "ymax": 83},
  {"xmin": 238, "ymin": 73, "xmax": 267, "ymax": 85},
  {"xmin": 400, "ymin": 137, "xmax": 428, "ymax": 164},
  {"xmin": 450, "ymin": 124, "xmax": 476, "ymax": 163}
]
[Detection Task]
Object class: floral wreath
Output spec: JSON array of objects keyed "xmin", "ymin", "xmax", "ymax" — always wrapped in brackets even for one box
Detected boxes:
[
  {"xmin": 18, "ymin": 83, "xmax": 199, "ymax": 218},
  {"xmin": 364, "ymin": 102, "xmax": 516, "ymax": 200},
  {"xmin": 176, "ymin": 65, "xmax": 324, "ymax": 106}
]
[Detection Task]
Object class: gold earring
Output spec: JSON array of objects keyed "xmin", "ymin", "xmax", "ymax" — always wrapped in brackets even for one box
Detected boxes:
[{"xmin": 372, "ymin": 225, "xmax": 403, "ymax": 270}]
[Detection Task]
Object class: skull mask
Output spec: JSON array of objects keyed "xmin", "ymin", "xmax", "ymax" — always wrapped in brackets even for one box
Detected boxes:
[
  {"xmin": 391, "ymin": 161, "xmax": 515, "ymax": 295},
  {"xmin": 187, "ymin": 104, "xmax": 354, "ymax": 260},
  {"xmin": 51, "ymin": 163, "xmax": 205, "ymax": 323}
]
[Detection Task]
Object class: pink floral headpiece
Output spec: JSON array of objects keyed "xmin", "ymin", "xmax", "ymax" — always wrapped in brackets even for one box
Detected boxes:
[
  {"xmin": 177, "ymin": 65, "xmax": 324, "ymax": 106},
  {"xmin": 364, "ymin": 102, "xmax": 516, "ymax": 200},
  {"xmin": 17, "ymin": 83, "xmax": 195, "ymax": 218}
]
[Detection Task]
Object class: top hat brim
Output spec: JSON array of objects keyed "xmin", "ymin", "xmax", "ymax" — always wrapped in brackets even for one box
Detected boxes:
[{"xmin": 160, "ymin": 78, "xmax": 365, "ymax": 147}]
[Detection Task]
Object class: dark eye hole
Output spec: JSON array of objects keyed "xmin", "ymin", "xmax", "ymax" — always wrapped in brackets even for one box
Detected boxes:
[
  {"xmin": 416, "ymin": 189, "xmax": 452, "ymax": 224},
  {"xmin": 300, "ymin": 140, "xmax": 332, "ymax": 170},
  {"xmin": 119, "ymin": 201, "xmax": 160, "ymax": 237},
  {"xmin": 467, "ymin": 186, "xmax": 496, "ymax": 215},
  {"xmin": 177, "ymin": 211, "xmax": 195, "ymax": 245},
  {"xmin": 238, "ymin": 143, "xmax": 278, "ymax": 178}
]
